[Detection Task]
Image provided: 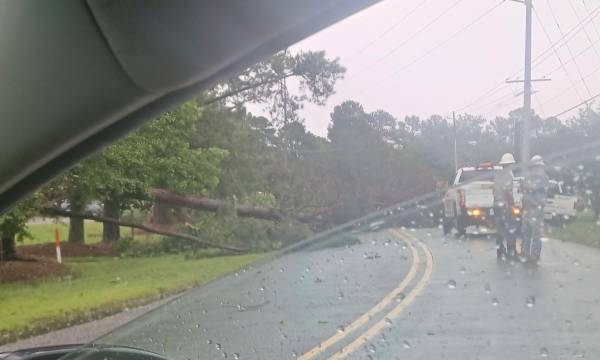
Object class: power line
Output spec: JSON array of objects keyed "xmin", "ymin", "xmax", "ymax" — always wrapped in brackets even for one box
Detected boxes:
[
  {"xmin": 568, "ymin": 0, "xmax": 600, "ymax": 64},
  {"xmin": 550, "ymin": 91, "xmax": 600, "ymax": 118},
  {"xmin": 545, "ymin": 0, "xmax": 593, "ymax": 97},
  {"xmin": 453, "ymin": 1, "xmax": 600, "ymax": 116},
  {"xmin": 544, "ymin": 34, "xmax": 600, "ymax": 76},
  {"xmin": 346, "ymin": 0, "xmax": 430, "ymax": 61},
  {"xmin": 357, "ymin": 0, "xmax": 506, "ymax": 94},
  {"xmin": 348, "ymin": 0, "xmax": 465, "ymax": 80},
  {"xmin": 542, "ymin": 62, "xmax": 600, "ymax": 105},
  {"xmin": 481, "ymin": 95, "xmax": 522, "ymax": 119},
  {"xmin": 453, "ymin": 81, "xmax": 509, "ymax": 112},
  {"xmin": 533, "ymin": 6, "xmax": 585, "ymax": 102},
  {"xmin": 529, "ymin": 2, "xmax": 600, "ymax": 71},
  {"xmin": 582, "ymin": 0, "xmax": 600, "ymax": 43},
  {"xmin": 469, "ymin": 87, "xmax": 520, "ymax": 114}
]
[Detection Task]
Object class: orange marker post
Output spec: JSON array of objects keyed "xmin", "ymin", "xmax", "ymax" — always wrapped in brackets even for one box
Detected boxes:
[{"xmin": 55, "ymin": 227, "xmax": 62, "ymax": 264}]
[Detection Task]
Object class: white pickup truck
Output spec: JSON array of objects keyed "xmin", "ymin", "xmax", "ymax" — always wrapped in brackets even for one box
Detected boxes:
[
  {"xmin": 545, "ymin": 180, "xmax": 577, "ymax": 224},
  {"xmin": 443, "ymin": 166, "xmax": 577, "ymax": 236},
  {"xmin": 513, "ymin": 178, "xmax": 577, "ymax": 224},
  {"xmin": 442, "ymin": 164, "xmax": 522, "ymax": 236}
]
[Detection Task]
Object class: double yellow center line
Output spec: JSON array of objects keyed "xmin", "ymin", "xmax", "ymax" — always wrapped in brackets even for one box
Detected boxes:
[{"xmin": 299, "ymin": 228, "xmax": 433, "ymax": 360}]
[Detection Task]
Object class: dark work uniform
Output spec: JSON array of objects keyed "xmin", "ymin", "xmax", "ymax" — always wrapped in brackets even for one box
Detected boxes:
[
  {"xmin": 521, "ymin": 166, "xmax": 550, "ymax": 260},
  {"xmin": 493, "ymin": 168, "xmax": 516, "ymax": 257}
]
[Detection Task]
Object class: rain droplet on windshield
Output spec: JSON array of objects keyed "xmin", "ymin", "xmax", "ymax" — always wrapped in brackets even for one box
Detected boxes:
[
  {"xmin": 447, "ymin": 280, "xmax": 457, "ymax": 289},
  {"xmin": 402, "ymin": 340, "xmax": 412, "ymax": 349},
  {"xmin": 525, "ymin": 296, "xmax": 536, "ymax": 308},
  {"xmin": 491, "ymin": 298, "xmax": 499, "ymax": 306},
  {"xmin": 539, "ymin": 347, "xmax": 549, "ymax": 357},
  {"xmin": 484, "ymin": 283, "xmax": 491, "ymax": 294}
]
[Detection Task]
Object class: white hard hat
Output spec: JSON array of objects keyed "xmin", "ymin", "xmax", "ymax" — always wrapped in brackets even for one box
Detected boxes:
[
  {"xmin": 499, "ymin": 152, "xmax": 516, "ymax": 165},
  {"xmin": 530, "ymin": 154, "xmax": 545, "ymax": 166}
]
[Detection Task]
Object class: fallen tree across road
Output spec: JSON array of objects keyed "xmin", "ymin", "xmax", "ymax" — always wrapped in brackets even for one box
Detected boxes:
[
  {"xmin": 42, "ymin": 207, "xmax": 250, "ymax": 253},
  {"xmin": 151, "ymin": 188, "xmax": 284, "ymax": 222}
]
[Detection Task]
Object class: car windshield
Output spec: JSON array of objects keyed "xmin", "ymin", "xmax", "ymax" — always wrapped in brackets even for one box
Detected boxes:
[{"xmin": 3, "ymin": 1, "xmax": 600, "ymax": 359}]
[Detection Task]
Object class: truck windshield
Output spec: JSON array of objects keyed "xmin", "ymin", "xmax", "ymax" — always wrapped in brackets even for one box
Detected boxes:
[{"xmin": 458, "ymin": 169, "xmax": 497, "ymax": 183}]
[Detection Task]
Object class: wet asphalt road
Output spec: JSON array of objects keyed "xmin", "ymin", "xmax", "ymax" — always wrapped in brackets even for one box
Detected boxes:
[{"xmin": 4, "ymin": 227, "xmax": 600, "ymax": 359}]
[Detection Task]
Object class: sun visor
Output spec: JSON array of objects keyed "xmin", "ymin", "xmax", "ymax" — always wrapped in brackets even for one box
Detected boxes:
[{"xmin": 88, "ymin": 0, "xmax": 348, "ymax": 93}]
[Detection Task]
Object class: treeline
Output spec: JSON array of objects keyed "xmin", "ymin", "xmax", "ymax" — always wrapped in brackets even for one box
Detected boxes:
[{"xmin": 1, "ymin": 49, "xmax": 600, "ymax": 260}]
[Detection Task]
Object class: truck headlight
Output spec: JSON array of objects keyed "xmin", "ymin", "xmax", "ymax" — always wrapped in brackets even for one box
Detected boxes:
[{"xmin": 468, "ymin": 208, "xmax": 481, "ymax": 217}]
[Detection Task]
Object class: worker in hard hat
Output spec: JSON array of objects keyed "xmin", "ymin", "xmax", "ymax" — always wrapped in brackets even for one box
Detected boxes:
[
  {"xmin": 493, "ymin": 153, "xmax": 517, "ymax": 259},
  {"xmin": 521, "ymin": 155, "xmax": 550, "ymax": 263}
]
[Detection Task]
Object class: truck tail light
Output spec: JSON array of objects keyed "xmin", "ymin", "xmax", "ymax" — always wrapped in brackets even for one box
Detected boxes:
[{"xmin": 458, "ymin": 190, "xmax": 466, "ymax": 208}]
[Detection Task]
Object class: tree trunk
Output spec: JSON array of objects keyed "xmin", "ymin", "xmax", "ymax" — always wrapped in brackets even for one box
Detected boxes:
[
  {"xmin": 102, "ymin": 196, "xmax": 121, "ymax": 243},
  {"xmin": 0, "ymin": 232, "xmax": 16, "ymax": 261},
  {"xmin": 152, "ymin": 199, "xmax": 172, "ymax": 227},
  {"xmin": 68, "ymin": 198, "xmax": 85, "ymax": 243},
  {"xmin": 151, "ymin": 189, "xmax": 284, "ymax": 222}
]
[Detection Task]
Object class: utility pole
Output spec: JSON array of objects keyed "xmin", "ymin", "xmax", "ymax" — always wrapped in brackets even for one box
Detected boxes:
[
  {"xmin": 453, "ymin": 111, "xmax": 458, "ymax": 172},
  {"xmin": 507, "ymin": 0, "xmax": 551, "ymax": 162},
  {"xmin": 522, "ymin": 0, "xmax": 533, "ymax": 164}
]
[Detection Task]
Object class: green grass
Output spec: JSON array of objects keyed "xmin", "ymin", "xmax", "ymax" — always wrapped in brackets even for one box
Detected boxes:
[
  {"xmin": 21, "ymin": 221, "xmax": 147, "ymax": 245},
  {"xmin": 0, "ymin": 253, "xmax": 263, "ymax": 340},
  {"xmin": 548, "ymin": 212, "xmax": 600, "ymax": 247}
]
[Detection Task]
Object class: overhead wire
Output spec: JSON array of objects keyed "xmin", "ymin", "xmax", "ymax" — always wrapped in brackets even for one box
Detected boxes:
[
  {"xmin": 545, "ymin": 0, "xmax": 593, "ymax": 97},
  {"xmin": 549, "ymin": 91, "xmax": 600, "ymax": 118},
  {"xmin": 348, "ymin": 0, "xmax": 465, "ymax": 80},
  {"xmin": 469, "ymin": 87, "xmax": 520, "ymax": 114},
  {"xmin": 582, "ymin": 0, "xmax": 600, "ymax": 42},
  {"xmin": 542, "ymin": 62, "xmax": 600, "ymax": 105},
  {"xmin": 453, "ymin": 80, "xmax": 510, "ymax": 113},
  {"xmin": 346, "ymin": 0, "xmax": 430, "ymax": 61},
  {"xmin": 354, "ymin": 0, "xmax": 506, "ymax": 96},
  {"xmin": 533, "ymin": 6, "xmax": 585, "ymax": 102},
  {"xmin": 454, "ymin": 1, "xmax": 600, "ymax": 116},
  {"xmin": 544, "ymin": 35, "xmax": 600, "ymax": 76},
  {"xmin": 530, "ymin": 3, "xmax": 600, "ymax": 68},
  {"xmin": 567, "ymin": 0, "xmax": 600, "ymax": 63}
]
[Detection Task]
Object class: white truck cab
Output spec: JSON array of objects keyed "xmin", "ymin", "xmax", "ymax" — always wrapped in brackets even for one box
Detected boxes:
[{"xmin": 442, "ymin": 163, "xmax": 521, "ymax": 236}]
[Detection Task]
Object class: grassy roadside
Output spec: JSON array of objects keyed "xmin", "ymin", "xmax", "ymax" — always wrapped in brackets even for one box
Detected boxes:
[
  {"xmin": 548, "ymin": 212, "xmax": 600, "ymax": 248},
  {"xmin": 21, "ymin": 221, "xmax": 162, "ymax": 246},
  {"xmin": 0, "ymin": 253, "xmax": 263, "ymax": 344},
  {"xmin": 23, "ymin": 221, "xmax": 125, "ymax": 245}
]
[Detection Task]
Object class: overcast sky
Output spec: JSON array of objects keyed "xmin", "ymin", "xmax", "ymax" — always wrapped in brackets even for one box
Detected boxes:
[{"xmin": 279, "ymin": 0, "xmax": 600, "ymax": 136}]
